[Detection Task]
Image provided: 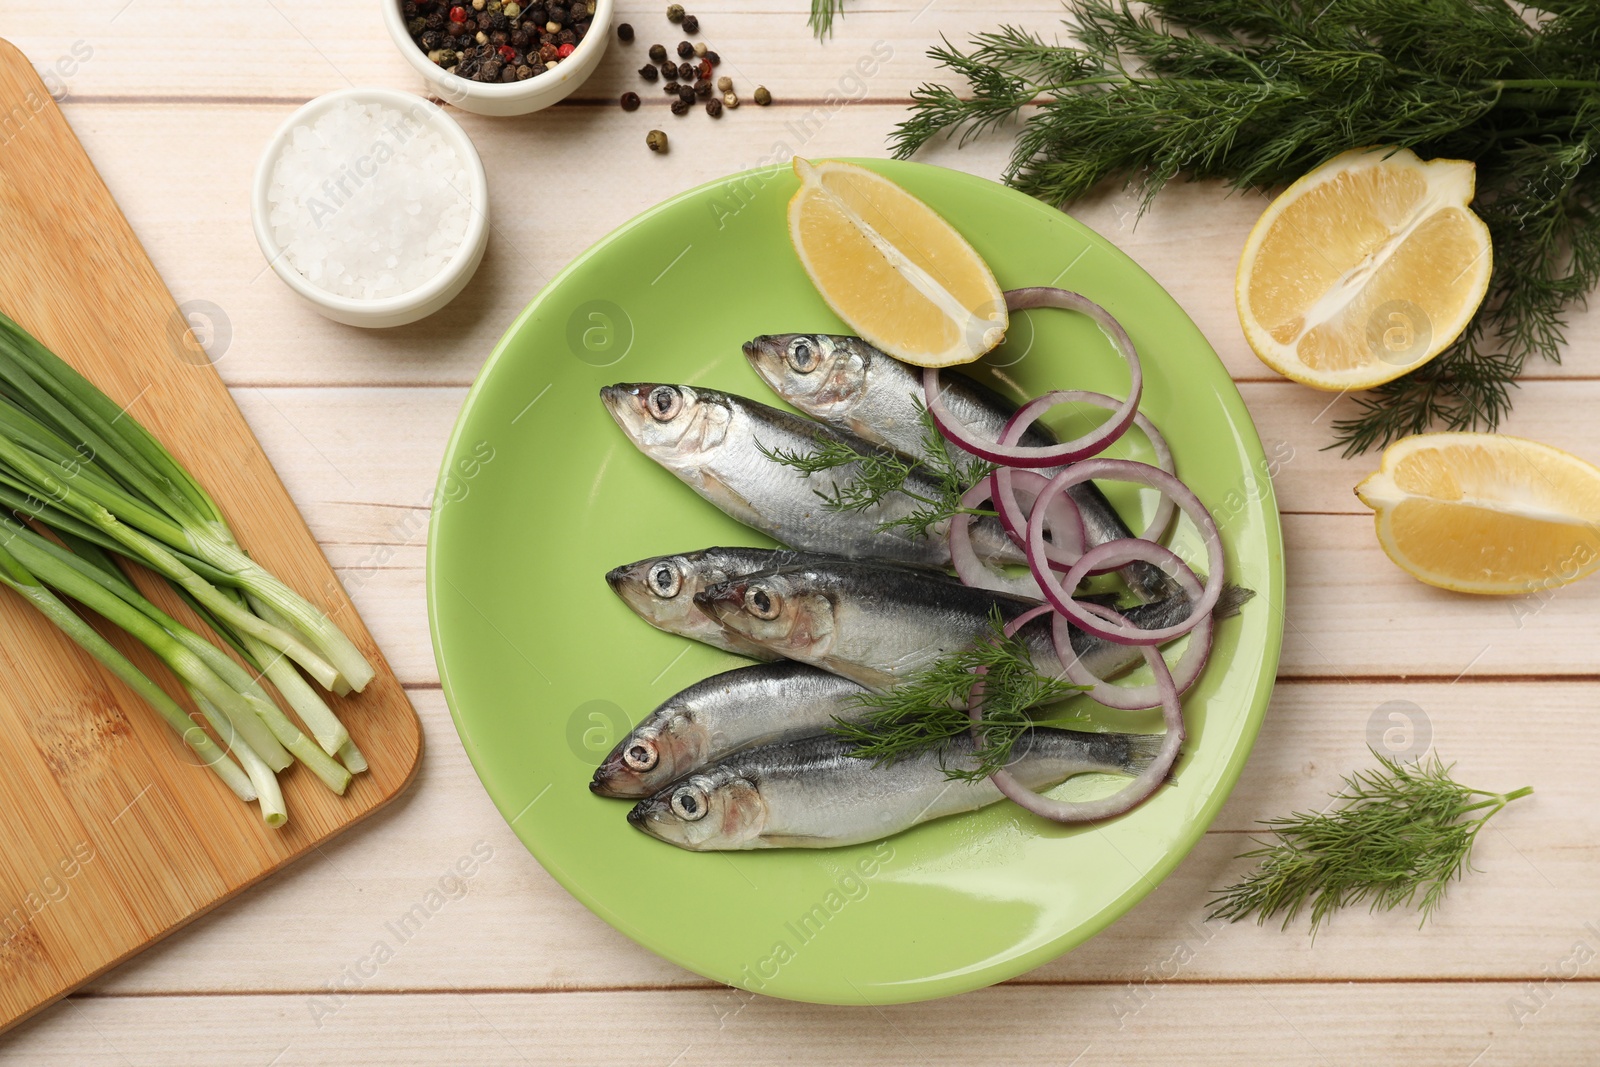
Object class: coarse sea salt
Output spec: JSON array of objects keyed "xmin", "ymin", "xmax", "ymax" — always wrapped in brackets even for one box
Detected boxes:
[{"xmin": 267, "ymin": 100, "xmax": 471, "ymax": 301}]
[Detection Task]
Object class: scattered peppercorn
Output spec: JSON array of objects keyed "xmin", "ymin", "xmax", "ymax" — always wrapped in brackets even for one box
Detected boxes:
[
  {"xmin": 670, "ymin": 98, "xmax": 690, "ymax": 116},
  {"xmin": 648, "ymin": 42, "xmax": 667, "ymax": 62},
  {"xmin": 647, "ymin": 129, "xmax": 668, "ymax": 152},
  {"xmin": 621, "ymin": 90, "xmax": 640, "ymax": 111},
  {"xmin": 696, "ymin": 58, "xmax": 711, "ymax": 79},
  {"xmin": 706, "ymin": 96, "xmax": 722, "ymax": 117},
  {"xmin": 660, "ymin": 61, "xmax": 677, "ymax": 78},
  {"xmin": 716, "ymin": 75, "xmax": 731, "ymax": 92},
  {"xmin": 693, "ymin": 42, "xmax": 707, "ymax": 59},
  {"xmin": 637, "ymin": 63, "xmax": 658, "ymax": 81},
  {"xmin": 677, "ymin": 84, "xmax": 695, "ymax": 103},
  {"xmin": 675, "ymin": 40, "xmax": 693, "ymax": 58},
  {"xmin": 666, "ymin": 3, "xmax": 684, "ymax": 22},
  {"xmin": 663, "ymin": 81, "xmax": 680, "ymax": 93},
  {"xmin": 616, "ymin": 21, "xmax": 633, "ymax": 41},
  {"xmin": 753, "ymin": 85, "xmax": 771, "ymax": 105},
  {"xmin": 682, "ymin": 14, "xmax": 699, "ymax": 33},
  {"xmin": 704, "ymin": 49, "xmax": 720, "ymax": 65},
  {"xmin": 723, "ymin": 90, "xmax": 738, "ymax": 108},
  {"xmin": 693, "ymin": 81, "xmax": 711, "ymax": 99},
  {"xmin": 677, "ymin": 61, "xmax": 693, "ymax": 79}
]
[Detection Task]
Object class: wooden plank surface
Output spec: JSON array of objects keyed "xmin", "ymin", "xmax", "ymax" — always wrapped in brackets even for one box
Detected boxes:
[
  {"xmin": 2, "ymin": 0, "xmax": 1598, "ymax": 1061},
  {"xmin": 0, "ymin": 40, "xmax": 421, "ymax": 1035}
]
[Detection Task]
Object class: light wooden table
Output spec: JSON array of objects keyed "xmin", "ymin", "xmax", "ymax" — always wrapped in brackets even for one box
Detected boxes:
[{"xmin": 3, "ymin": 2, "xmax": 1597, "ymax": 1063}]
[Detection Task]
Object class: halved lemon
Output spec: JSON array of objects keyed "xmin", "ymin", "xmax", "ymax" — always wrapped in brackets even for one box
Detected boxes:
[
  {"xmin": 1355, "ymin": 433, "xmax": 1600, "ymax": 595},
  {"xmin": 1236, "ymin": 147, "xmax": 1492, "ymax": 391},
  {"xmin": 787, "ymin": 158, "xmax": 1007, "ymax": 368}
]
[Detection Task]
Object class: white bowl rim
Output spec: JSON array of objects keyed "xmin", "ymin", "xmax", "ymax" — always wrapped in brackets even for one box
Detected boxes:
[
  {"xmin": 250, "ymin": 86, "xmax": 491, "ymax": 315},
  {"xmin": 381, "ymin": 0, "xmax": 614, "ymax": 101}
]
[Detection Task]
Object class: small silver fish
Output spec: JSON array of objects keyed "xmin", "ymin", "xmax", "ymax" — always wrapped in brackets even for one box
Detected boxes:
[
  {"xmin": 743, "ymin": 333, "xmax": 1181, "ymax": 601},
  {"xmin": 695, "ymin": 557, "xmax": 1233, "ymax": 691},
  {"xmin": 591, "ymin": 661, "xmax": 868, "ymax": 798},
  {"xmin": 628, "ymin": 728, "xmax": 1163, "ymax": 850},
  {"xmin": 600, "ymin": 382, "xmax": 1024, "ymax": 568}
]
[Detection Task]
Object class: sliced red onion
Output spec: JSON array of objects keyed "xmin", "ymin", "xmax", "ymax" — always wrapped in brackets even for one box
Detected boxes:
[
  {"xmin": 1026, "ymin": 460, "xmax": 1224, "ymax": 646},
  {"xmin": 969, "ymin": 606, "xmax": 1183, "ymax": 823},
  {"xmin": 948, "ymin": 481, "xmax": 1044, "ymax": 598},
  {"xmin": 1000, "ymin": 389, "xmax": 1177, "ymax": 545},
  {"xmin": 1052, "ymin": 545, "xmax": 1213, "ymax": 710},
  {"xmin": 989, "ymin": 467, "xmax": 1084, "ymax": 567},
  {"xmin": 923, "ymin": 289, "xmax": 1142, "ymax": 468}
]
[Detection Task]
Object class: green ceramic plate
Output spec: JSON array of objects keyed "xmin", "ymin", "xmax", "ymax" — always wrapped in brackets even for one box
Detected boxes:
[{"xmin": 428, "ymin": 159, "xmax": 1284, "ymax": 1005}]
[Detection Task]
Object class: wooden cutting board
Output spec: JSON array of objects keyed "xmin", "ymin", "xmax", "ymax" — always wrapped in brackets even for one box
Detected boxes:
[{"xmin": 0, "ymin": 41, "xmax": 423, "ymax": 1033}]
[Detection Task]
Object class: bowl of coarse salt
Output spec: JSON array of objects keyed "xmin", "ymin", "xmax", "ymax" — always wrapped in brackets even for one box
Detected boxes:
[{"xmin": 252, "ymin": 88, "xmax": 489, "ymax": 329}]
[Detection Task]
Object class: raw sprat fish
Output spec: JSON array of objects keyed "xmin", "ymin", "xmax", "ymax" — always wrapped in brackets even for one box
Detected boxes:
[
  {"xmin": 743, "ymin": 332, "xmax": 1180, "ymax": 601},
  {"xmin": 694, "ymin": 555, "xmax": 1245, "ymax": 691},
  {"xmin": 599, "ymin": 382, "xmax": 1024, "ymax": 568},
  {"xmin": 590, "ymin": 661, "xmax": 868, "ymax": 798},
  {"xmin": 628, "ymin": 727, "xmax": 1163, "ymax": 850}
]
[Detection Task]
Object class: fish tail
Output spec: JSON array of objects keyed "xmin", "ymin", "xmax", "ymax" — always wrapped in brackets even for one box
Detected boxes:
[
  {"xmin": 1214, "ymin": 583, "xmax": 1256, "ymax": 619},
  {"xmin": 1120, "ymin": 732, "xmax": 1168, "ymax": 776}
]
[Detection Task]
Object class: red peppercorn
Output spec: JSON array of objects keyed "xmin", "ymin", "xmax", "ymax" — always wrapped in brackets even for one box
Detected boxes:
[
  {"xmin": 557, "ymin": 41, "xmax": 575, "ymax": 57},
  {"xmin": 449, "ymin": 5, "xmax": 467, "ymax": 21},
  {"xmin": 498, "ymin": 44, "xmax": 517, "ymax": 60}
]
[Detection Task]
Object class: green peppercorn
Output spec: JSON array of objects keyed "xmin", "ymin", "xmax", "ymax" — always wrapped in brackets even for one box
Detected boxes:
[
  {"xmin": 621, "ymin": 90, "xmax": 640, "ymax": 110},
  {"xmin": 648, "ymin": 42, "xmax": 667, "ymax": 62},
  {"xmin": 705, "ymin": 96, "xmax": 722, "ymax": 118},
  {"xmin": 408, "ymin": 16, "xmax": 427, "ymax": 34},
  {"xmin": 682, "ymin": 14, "xmax": 699, "ymax": 33},
  {"xmin": 754, "ymin": 85, "xmax": 771, "ymax": 105},
  {"xmin": 670, "ymin": 98, "xmax": 690, "ymax": 116},
  {"xmin": 647, "ymin": 129, "xmax": 668, "ymax": 152},
  {"xmin": 638, "ymin": 63, "xmax": 659, "ymax": 81},
  {"xmin": 666, "ymin": 3, "xmax": 684, "ymax": 22},
  {"xmin": 616, "ymin": 22, "xmax": 633, "ymax": 41}
]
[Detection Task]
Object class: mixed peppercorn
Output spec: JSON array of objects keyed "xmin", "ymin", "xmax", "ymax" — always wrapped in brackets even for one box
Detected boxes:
[
  {"xmin": 402, "ymin": 0, "xmax": 596, "ymax": 82},
  {"xmin": 615, "ymin": 5, "xmax": 773, "ymax": 150}
]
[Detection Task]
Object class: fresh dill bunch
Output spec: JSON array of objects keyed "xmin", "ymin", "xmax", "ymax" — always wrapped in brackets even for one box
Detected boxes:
[
  {"xmin": 809, "ymin": 0, "xmax": 848, "ymax": 39},
  {"xmin": 830, "ymin": 609, "xmax": 1090, "ymax": 781},
  {"xmin": 891, "ymin": 0, "xmax": 1600, "ymax": 453},
  {"xmin": 758, "ymin": 401, "xmax": 997, "ymax": 537},
  {"xmin": 1208, "ymin": 750, "xmax": 1532, "ymax": 936}
]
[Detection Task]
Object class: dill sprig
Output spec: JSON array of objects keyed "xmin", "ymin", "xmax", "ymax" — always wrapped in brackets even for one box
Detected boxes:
[
  {"xmin": 1208, "ymin": 750, "xmax": 1532, "ymax": 935},
  {"xmin": 758, "ymin": 401, "xmax": 997, "ymax": 538},
  {"xmin": 809, "ymin": 0, "xmax": 848, "ymax": 39},
  {"xmin": 830, "ymin": 610, "xmax": 1089, "ymax": 781},
  {"xmin": 890, "ymin": 1, "xmax": 1600, "ymax": 454}
]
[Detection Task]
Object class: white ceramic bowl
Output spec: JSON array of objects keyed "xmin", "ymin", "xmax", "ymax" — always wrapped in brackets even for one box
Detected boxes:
[
  {"xmin": 383, "ymin": 0, "xmax": 613, "ymax": 117},
  {"xmin": 251, "ymin": 87, "xmax": 489, "ymax": 329}
]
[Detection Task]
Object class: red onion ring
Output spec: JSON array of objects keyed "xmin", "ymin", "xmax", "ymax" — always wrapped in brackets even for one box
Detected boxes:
[
  {"xmin": 923, "ymin": 289, "xmax": 1143, "ymax": 468},
  {"xmin": 948, "ymin": 481, "xmax": 1045, "ymax": 598},
  {"xmin": 989, "ymin": 467, "xmax": 1085, "ymax": 568},
  {"xmin": 1052, "ymin": 544, "xmax": 1213, "ymax": 710},
  {"xmin": 999, "ymin": 389, "xmax": 1177, "ymax": 545},
  {"xmin": 1027, "ymin": 460, "xmax": 1224, "ymax": 646},
  {"xmin": 967, "ymin": 607, "xmax": 1182, "ymax": 823}
]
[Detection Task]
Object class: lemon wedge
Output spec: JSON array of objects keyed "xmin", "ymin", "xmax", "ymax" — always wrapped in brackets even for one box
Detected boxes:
[
  {"xmin": 787, "ymin": 158, "xmax": 1007, "ymax": 368},
  {"xmin": 1237, "ymin": 147, "xmax": 1492, "ymax": 391},
  {"xmin": 1355, "ymin": 432, "xmax": 1600, "ymax": 595}
]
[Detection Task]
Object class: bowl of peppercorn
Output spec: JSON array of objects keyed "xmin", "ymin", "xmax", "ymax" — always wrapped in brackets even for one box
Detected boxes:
[{"xmin": 386, "ymin": 0, "xmax": 612, "ymax": 116}]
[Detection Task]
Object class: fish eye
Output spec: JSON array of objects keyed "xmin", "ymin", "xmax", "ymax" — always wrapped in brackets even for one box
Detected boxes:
[
  {"xmin": 648, "ymin": 562, "xmax": 683, "ymax": 599},
  {"xmin": 623, "ymin": 741, "xmax": 658, "ymax": 772},
  {"xmin": 647, "ymin": 385, "xmax": 682, "ymax": 421},
  {"xmin": 788, "ymin": 338, "xmax": 820, "ymax": 373},
  {"xmin": 744, "ymin": 585, "xmax": 781, "ymax": 620},
  {"xmin": 670, "ymin": 784, "xmax": 708, "ymax": 821}
]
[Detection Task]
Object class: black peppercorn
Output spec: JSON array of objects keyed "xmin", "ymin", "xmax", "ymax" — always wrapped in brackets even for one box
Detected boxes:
[
  {"xmin": 526, "ymin": 2, "xmax": 547, "ymax": 20},
  {"xmin": 660, "ymin": 61, "xmax": 677, "ymax": 78},
  {"xmin": 500, "ymin": 65, "xmax": 518, "ymax": 81},
  {"xmin": 547, "ymin": 4, "xmax": 566, "ymax": 21},
  {"xmin": 481, "ymin": 59, "xmax": 503, "ymax": 78},
  {"xmin": 616, "ymin": 21, "xmax": 633, "ymax": 41},
  {"xmin": 557, "ymin": 28, "xmax": 576, "ymax": 45},
  {"xmin": 694, "ymin": 80, "xmax": 711, "ymax": 98},
  {"xmin": 704, "ymin": 49, "xmax": 719, "ymax": 65},
  {"xmin": 638, "ymin": 63, "xmax": 659, "ymax": 81},
  {"xmin": 668, "ymin": 61, "xmax": 685, "ymax": 79},
  {"xmin": 510, "ymin": 28, "xmax": 529, "ymax": 46},
  {"xmin": 516, "ymin": 63, "xmax": 535, "ymax": 78},
  {"xmin": 663, "ymin": 81, "xmax": 680, "ymax": 93},
  {"xmin": 489, "ymin": 12, "xmax": 509, "ymax": 29},
  {"xmin": 425, "ymin": 10, "xmax": 445, "ymax": 28},
  {"xmin": 676, "ymin": 40, "xmax": 693, "ymax": 58},
  {"xmin": 421, "ymin": 29, "xmax": 443, "ymax": 49},
  {"xmin": 705, "ymin": 96, "xmax": 722, "ymax": 117},
  {"xmin": 670, "ymin": 98, "xmax": 690, "ymax": 116},
  {"xmin": 677, "ymin": 84, "xmax": 694, "ymax": 103},
  {"xmin": 403, "ymin": 0, "xmax": 419, "ymax": 15},
  {"xmin": 490, "ymin": 30, "xmax": 509, "ymax": 44},
  {"xmin": 647, "ymin": 129, "xmax": 668, "ymax": 152},
  {"xmin": 681, "ymin": 14, "xmax": 698, "ymax": 33},
  {"xmin": 666, "ymin": 3, "xmax": 684, "ymax": 21},
  {"xmin": 648, "ymin": 42, "xmax": 667, "ymax": 62},
  {"xmin": 621, "ymin": 90, "xmax": 640, "ymax": 110}
]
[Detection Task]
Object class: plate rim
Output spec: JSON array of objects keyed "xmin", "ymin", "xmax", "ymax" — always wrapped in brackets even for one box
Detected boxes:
[{"xmin": 427, "ymin": 158, "xmax": 1286, "ymax": 1004}]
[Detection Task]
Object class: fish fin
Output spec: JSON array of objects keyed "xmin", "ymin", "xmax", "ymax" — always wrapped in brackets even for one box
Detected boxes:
[
  {"xmin": 1122, "ymin": 733, "xmax": 1169, "ymax": 776},
  {"xmin": 1214, "ymin": 583, "xmax": 1257, "ymax": 619},
  {"xmin": 697, "ymin": 471, "xmax": 768, "ymax": 531}
]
